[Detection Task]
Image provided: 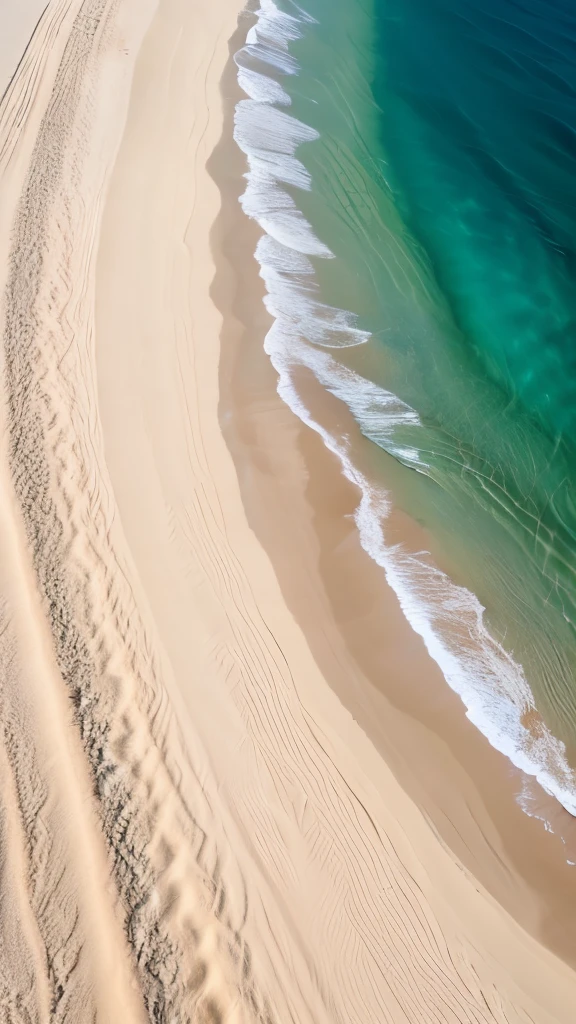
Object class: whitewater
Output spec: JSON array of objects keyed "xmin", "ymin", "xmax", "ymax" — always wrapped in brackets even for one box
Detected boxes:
[{"xmin": 233, "ymin": 0, "xmax": 576, "ymax": 821}]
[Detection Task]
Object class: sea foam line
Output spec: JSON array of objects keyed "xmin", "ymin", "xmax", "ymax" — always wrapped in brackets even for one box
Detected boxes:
[{"xmin": 233, "ymin": 0, "xmax": 576, "ymax": 818}]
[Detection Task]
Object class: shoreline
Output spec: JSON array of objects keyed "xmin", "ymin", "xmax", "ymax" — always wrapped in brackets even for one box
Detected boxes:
[
  {"xmin": 92, "ymin": 0, "xmax": 576, "ymax": 1016},
  {"xmin": 209, "ymin": 7, "xmax": 576, "ymax": 969},
  {"xmin": 1, "ymin": 0, "xmax": 576, "ymax": 1018}
]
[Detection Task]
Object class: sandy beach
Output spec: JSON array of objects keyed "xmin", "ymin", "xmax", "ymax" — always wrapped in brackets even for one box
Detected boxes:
[{"xmin": 0, "ymin": 0, "xmax": 575, "ymax": 1021}]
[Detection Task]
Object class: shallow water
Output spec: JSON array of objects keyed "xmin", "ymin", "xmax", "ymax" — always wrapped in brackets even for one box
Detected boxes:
[{"xmin": 234, "ymin": 0, "xmax": 576, "ymax": 816}]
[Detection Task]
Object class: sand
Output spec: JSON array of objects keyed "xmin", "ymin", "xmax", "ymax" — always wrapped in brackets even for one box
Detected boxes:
[
  {"xmin": 0, "ymin": 0, "xmax": 574, "ymax": 1021},
  {"xmin": 0, "ymin": 2, "xmax": 50, "ymax": 97}
]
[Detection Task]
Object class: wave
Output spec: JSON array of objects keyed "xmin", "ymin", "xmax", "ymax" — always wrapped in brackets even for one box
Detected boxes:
[{"xmin": 233, "ymin": 0, "xmax": 576, "ymax": 820}]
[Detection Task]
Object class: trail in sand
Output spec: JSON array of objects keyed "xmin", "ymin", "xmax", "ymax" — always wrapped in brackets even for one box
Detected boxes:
[{"xmin": 0, "ymin": 1, "xmax": 575, "ymax": 1022}]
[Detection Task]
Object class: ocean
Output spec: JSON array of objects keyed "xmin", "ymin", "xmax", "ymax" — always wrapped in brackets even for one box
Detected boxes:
[{"xmin": 234, "ymin": 0, "xmax": 576, "ymax": 820}]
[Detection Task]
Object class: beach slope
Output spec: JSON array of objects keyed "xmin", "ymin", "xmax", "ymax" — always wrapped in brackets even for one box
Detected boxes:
[{"xmin": 0, "ymin": 0, "xmax": 574, "ymax": 1021}]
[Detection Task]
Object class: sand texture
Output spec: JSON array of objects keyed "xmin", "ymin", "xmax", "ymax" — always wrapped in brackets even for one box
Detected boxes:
[{"xmin": 0, "ymin": 0, "xmax": 574, "ymax": 1021}]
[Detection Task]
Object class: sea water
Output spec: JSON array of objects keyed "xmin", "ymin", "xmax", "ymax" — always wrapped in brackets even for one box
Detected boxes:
[{"xmin": 234, "ymin": 0, "xmax": 576, "ymax": 815}]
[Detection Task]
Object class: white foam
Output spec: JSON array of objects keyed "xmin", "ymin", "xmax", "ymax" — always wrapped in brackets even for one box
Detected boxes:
[
  {"xmin": 256, "ymin": 236, "xmax": 371, "ymax": 347},
  {"xmin": 242, "ymin": 0, "xmax": 311, "ymax": 76},
  {"xmin": 233, "ymin": 3, "xmax": 370, "ymax": 344},
  {"xmin": 236, "ymin": 64, "xmax": 291, "ymax": 106},
  {"xmin": 269, "ymin": 331, "xmax": 576, "ymax": 815},
  {"xmin": 234, "ymin": 1, "xmax": 576, "ymax": 816}
]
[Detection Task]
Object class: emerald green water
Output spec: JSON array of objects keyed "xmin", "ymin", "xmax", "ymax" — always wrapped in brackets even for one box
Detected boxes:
[{"xmin": 235, "ymin": 0, "xmax": 576, "ymax": 806}]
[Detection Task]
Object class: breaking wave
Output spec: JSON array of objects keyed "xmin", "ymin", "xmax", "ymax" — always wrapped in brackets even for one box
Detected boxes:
[{"xmin": 233, "ymin": 0, "xmax": 576, "ymax": 818}]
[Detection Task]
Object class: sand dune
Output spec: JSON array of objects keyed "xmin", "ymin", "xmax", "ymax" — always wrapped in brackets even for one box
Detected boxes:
[{"xmin": 0, "ymin": 0, "xmax": 574, "ymax": 1021}]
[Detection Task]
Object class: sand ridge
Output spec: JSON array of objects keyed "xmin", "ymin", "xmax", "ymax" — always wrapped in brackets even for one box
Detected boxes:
[
  {"xmin": 0, "ymin": 0, "xmax": 574, "ymax": 1021},
  {"xmin": 0, "ymin": 0, "xmax": 273, "ymax": 1020}
]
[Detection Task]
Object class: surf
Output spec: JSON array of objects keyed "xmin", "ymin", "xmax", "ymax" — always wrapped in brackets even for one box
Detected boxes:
[{"xmin": 233, "ymin": 0, "xmax": 576, "ymax": 820}]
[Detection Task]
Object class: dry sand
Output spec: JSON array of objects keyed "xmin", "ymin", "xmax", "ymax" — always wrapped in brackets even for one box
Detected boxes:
[
  {"xmin": 0, "ymin": 2, "xmax": 50, "ymax": 97},
  {"xmin": 0, "ymin": 0, "xmax": 574, "ymax": 1021}
]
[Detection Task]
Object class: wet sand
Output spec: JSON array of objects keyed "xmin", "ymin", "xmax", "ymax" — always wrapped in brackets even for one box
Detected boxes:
[
  {"xmin": 210, "ymin": 14, "xmax": 576, "ymax": 961},
  {"xmin": 0, "ymin": 0, "xmax": 575, "ymax": 1021},
  {"xmin": 210, "ymin": 53, "xmax": 576, "ymax": 959}
]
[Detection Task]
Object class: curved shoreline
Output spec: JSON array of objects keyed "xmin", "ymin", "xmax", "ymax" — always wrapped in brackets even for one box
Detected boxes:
[
  {"xmin": 0, "ymin": 0, "xmax": 575, "ymax": 1019},
  {"xmin": 210, "ymin": 1, "xmax": 576, "ymax": 973}
]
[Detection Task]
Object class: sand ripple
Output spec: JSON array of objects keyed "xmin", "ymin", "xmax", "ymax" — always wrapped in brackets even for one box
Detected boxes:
[{"xmin": 0, "ymin": 1, "xmax": 574, "ymax": 1022}]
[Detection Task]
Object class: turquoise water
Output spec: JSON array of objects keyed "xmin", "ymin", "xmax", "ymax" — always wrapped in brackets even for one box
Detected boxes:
[{"xmin": 234, "ymin": 0, "xmax": 576, "ymax": 814}]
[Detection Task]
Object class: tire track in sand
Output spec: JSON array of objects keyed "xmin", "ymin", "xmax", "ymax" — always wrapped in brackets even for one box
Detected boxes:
[{"xmin": 1, "ymin": 0, "xmax": 280, "ymax": 1020}]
